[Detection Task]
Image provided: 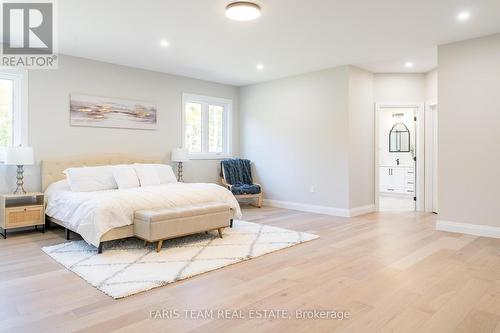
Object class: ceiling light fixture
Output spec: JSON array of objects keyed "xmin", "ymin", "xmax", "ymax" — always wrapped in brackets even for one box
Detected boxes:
[
  {"xmin": 225, "ymin": 2, "xmax": 261, "ymax": 21},
  {"xmin": 457, "ymin": 11, "xmax": 471, "ymax": 21},
  {"xmin": 256, "ymin": 64, "xmax": 264, "ymax": 70},
  {"xmin": 159, "ymin": 40, "xmax": 169, "ymax": 47},
  {"xmin": 405, "ymin": 62, "xmax": 414, "ymax": 68}
]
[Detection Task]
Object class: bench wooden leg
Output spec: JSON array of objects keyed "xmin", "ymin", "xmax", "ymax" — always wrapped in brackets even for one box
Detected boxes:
[
  {"xmin": 97, "ymin": 243, "xmax": 103, "ymax": 254},
  {"xmin": 230, "ymin": 219, "xmax": 233, "ymax": 228},
  {"xmin": 66, "ymin": 228, "xmax": 71, "ymax": 240},
  {"xmin": 157, "ymin": 240, "xmax": 163, "ymax": 253},
  {"xmin": 217, "ymin": 228, "xmax": 223, "ymax": 239}
]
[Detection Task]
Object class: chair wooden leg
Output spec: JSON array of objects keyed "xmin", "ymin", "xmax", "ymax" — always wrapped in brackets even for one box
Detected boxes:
[
  {"xmin": 65, "ymin": 228, "xmax": 71, "ymax": 240},
  {"xmin": 156, "ymin": 240, "xmax": 163, "ymax": 253},
  {"xmin": 230, "ymin": 219, "xmax": 233, "ymax": 228},
  {"xmin": 257, "ymin": 193, "xmax": 263, "ymax": 208},
  {"xmin": 217, "ymin": 228, "xmax": 223, "ymax": 239}
]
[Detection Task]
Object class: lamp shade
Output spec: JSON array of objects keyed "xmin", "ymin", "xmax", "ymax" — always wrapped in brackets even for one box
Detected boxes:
[
  {"xmin": 5, "ymin": 146, "xmax": 34, "ymax": 165},
  {"xmin": 171, "ymin": 147, "xmax": 189, "ymax": 162}
]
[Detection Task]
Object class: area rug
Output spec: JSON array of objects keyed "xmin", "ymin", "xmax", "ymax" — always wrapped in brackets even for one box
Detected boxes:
[{"xmin": 42, "ymin": 220, "xmax": 319, "ymax": 299}]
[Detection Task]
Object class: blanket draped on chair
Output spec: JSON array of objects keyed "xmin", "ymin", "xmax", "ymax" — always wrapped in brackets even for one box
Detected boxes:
[{"xmin": 221, "ymin": 159, "xmax": 261, "ymax": 195}]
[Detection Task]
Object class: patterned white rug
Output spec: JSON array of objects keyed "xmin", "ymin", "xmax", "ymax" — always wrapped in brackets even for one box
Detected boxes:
[{"xmin": 42, "ymin": 220, "xmax": 319, "ymax": 299}]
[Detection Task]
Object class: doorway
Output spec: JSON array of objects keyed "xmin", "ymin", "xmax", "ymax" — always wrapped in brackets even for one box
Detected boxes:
[{"xmin": 375, "ymin": 104, "xmax": 424, "ymax": 212}]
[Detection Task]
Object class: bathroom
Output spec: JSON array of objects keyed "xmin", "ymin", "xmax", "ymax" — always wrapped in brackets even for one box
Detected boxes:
[{"xmin": 377, "ymin": 107, "xmax": 416, "ymax": 211}]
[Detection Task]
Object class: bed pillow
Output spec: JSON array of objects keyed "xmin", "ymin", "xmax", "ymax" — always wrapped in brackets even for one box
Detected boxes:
[
  {"xmin": 133, "ymin": 163, "xmax": 178, "ymax": 184},
  {"xmin": 156, "ymin": 164, "xmax": 178, "ymax": 183},
  {"xmin": 64, "ymin": 166, "xmax": 117, "ymax": 192},
  {"xmin": 111, "ymin": 165, "xmax": 140, "ymax": 189},
  {"xmin": 133, "ymin": 164, "xmax": 161, "ymax": 186}
]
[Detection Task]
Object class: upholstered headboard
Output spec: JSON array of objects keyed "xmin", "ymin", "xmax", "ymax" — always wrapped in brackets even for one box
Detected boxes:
[{"xmin": 41, "ymin": 154, "xmax": 163, "ymax": 191}]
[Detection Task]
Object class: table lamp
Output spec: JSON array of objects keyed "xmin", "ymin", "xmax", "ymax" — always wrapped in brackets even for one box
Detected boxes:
[
  {"xmin": 5, "ymin": 146, "xmax": 34, "ymax": 194},
  {"xmin": 171, "ymin": 147, "xmax": 189, "ymax": 182}
]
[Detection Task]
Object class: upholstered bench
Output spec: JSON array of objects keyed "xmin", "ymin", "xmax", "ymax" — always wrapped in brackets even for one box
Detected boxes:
[{"xmin": 133, "ymin": 202, "xmax": 232, "ymax": 252}]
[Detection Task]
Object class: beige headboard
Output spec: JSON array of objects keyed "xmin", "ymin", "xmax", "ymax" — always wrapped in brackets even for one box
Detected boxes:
[{"xmin": 41, "ymin": 154, "xmax": 163, "ymax": 191}]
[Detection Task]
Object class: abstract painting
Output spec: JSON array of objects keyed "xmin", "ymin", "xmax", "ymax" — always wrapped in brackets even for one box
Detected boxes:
[{"xmin": 70, "ymin": 94, "xmax": 157, "ymax": 130}]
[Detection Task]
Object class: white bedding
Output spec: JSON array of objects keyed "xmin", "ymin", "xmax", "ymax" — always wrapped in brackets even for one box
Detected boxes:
[{"xmin": 45, "ymin": 180, "xmax": 242, "ymax": 247}]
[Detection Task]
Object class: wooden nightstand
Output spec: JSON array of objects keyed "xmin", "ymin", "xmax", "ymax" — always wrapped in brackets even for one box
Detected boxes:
[{"xmin": 0, "ymin": 192, "xmax": 45, "ymax": 239}]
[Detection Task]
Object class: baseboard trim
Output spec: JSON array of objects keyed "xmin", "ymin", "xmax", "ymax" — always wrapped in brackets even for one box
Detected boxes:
[
  {"xmin": 436, "ymin": 220, "xmax": 500, "ymax": 239},
  {"xmin": 263, "ymin": 199, "xmax": 375, "ymax": 218},
  {"xmin": 349, "ymin": 204, "xmax": 377, "ymax": 217}
]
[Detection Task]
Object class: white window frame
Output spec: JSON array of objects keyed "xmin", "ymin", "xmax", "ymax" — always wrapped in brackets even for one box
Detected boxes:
[
  {"xmin": 181, "ymin": 93, "xmax": 232, "ymax": 160},
  {"xmin": 0, "ymin": 69, "xmax": 28, "ymax": 162}
]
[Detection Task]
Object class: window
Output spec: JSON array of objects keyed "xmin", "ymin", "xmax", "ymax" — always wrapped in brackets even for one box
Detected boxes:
[
  {"xmin": 182, "ymin": 93, "xmax": 232, "ymax": 159},
  {"xmin": 0, "ymin": 70, "xmax": 27, "ymax": 160}
]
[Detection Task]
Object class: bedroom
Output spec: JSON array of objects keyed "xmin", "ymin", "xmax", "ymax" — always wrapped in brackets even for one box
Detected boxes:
[{"xmin": 1, "ymin": 1, "xmax": 500, "ymax": 332}]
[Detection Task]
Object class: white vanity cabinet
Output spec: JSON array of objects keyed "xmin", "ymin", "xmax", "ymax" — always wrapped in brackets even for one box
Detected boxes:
[{"xmin": 379, "ymin": 166, "xmax": 415, "ymax": 195}]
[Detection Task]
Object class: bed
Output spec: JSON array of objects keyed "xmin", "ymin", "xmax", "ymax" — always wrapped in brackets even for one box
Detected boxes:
[{"xmin": 42, "ymin": 154, "xmax": 242, "ymax": 250}]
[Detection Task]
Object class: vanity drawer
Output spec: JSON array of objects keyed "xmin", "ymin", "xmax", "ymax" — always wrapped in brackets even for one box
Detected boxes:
[
  {"xmin": 5, "ymin": 206, "xmax": 44, "ymax": 228},
  {"xmin": 382, "ymin": 187, "xmax": 405, "ymax": 194}
]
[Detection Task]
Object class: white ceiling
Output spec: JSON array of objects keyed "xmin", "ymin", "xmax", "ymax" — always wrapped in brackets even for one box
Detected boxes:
[{"xmin": 59, "ymin": 0, "xmax": 500, "ymax": 86}]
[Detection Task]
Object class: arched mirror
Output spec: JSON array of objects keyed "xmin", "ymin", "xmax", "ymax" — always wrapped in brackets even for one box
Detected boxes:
[{"xmin": 389, "ymin": 123, "xmax": 410, "ymax": 152}]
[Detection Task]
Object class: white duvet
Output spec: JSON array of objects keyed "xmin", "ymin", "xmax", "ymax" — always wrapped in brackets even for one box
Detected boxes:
[{"xmin": 45, "ymin": 180, "xmax": 242, "ymax": 247}]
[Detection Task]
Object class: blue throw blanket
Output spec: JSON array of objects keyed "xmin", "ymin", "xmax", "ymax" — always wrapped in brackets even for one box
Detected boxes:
[{"xmin": 221, "ymin": 159, "xmax": 261, "ymax": 195}]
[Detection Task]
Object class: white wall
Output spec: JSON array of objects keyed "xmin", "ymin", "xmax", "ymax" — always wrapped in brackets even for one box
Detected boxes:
[
  {"xmin": 240, "ymin": 65, "xmax": 375, "ymax": 213},
  {"xmin": 240, "ymin": 66, "xmax": 351, "ymax": 209},
  {"xmin": 0, "ymin": 55, "xmax": 239, "ymax": 193},
  {"xmin": 348, "ymin": 66, "xmax": 375, "ymax": 209},
  {"xmin": 374, "ymin": 73, "xmax": 426, "ymax": 103},
  {"xmin": 425, "ymin": 69, "xmax": 438, "ymax": 102},
  {"xmin": 438, "ymin": 33, "xmax": 500, "ymax": 230}
]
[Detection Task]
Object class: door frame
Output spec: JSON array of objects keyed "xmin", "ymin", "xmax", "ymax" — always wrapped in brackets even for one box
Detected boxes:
[
  {"xmin": 375, "ymin": 103, "xmax": 425, "ymax": 211},
  {"xmin": 424, "ymin": 101, "xmax": 438, "ymax": 213}
]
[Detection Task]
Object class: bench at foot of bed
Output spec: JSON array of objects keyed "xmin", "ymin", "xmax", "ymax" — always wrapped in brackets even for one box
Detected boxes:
[
  {"xmin": 53, "ymin": 204, "xmax": 234, "ymax": 254},
  {"xmin": 134, "ymin": 202, "xmax": 232, "ymax": 253}
]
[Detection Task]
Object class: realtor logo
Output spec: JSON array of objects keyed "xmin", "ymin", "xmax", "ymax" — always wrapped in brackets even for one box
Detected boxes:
[{"xmin": 1, "ymin": 1, "xmax": 57, "ymax": 68}]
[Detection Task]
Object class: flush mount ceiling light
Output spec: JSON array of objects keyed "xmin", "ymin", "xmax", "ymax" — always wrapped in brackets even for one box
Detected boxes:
[
  {"xmin": 159, "ymin": 40, "xmax": 169, "ymax": 47},
  {"xmin": 457, "ymin": 11, "xmax": 471, "ymax": 21},
  {"xmin": 405, "ymin": 62, "xmax": 414, "ymax": 68},
  {"xmin": 256, "ymin": 63, "xmax": 264, "ymax": 70},
  {"xmin": 225, "ymin": 2, "xmax": 261, "ymax": 21}
]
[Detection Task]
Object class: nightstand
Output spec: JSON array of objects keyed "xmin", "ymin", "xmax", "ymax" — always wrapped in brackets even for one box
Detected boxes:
[{"xmin": 0, "ymin": 192, "xmax": 45, "ymax": 239}]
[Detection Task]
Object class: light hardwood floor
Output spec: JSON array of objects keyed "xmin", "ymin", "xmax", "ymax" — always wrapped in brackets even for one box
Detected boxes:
[{"xmin": 1, "ymin": 206, "xmax": 500, "ymax": 333}]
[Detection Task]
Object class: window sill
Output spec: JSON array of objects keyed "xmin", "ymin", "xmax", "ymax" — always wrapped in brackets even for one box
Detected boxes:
[{"xmin": 187, "ymin": 154, "xmax": 233, "ymax": 161}]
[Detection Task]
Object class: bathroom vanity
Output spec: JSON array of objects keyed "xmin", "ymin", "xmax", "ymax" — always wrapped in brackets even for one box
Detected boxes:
[{"xmin": 379, "ymin": 166, "xmax": 415, "ymax": 195}]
